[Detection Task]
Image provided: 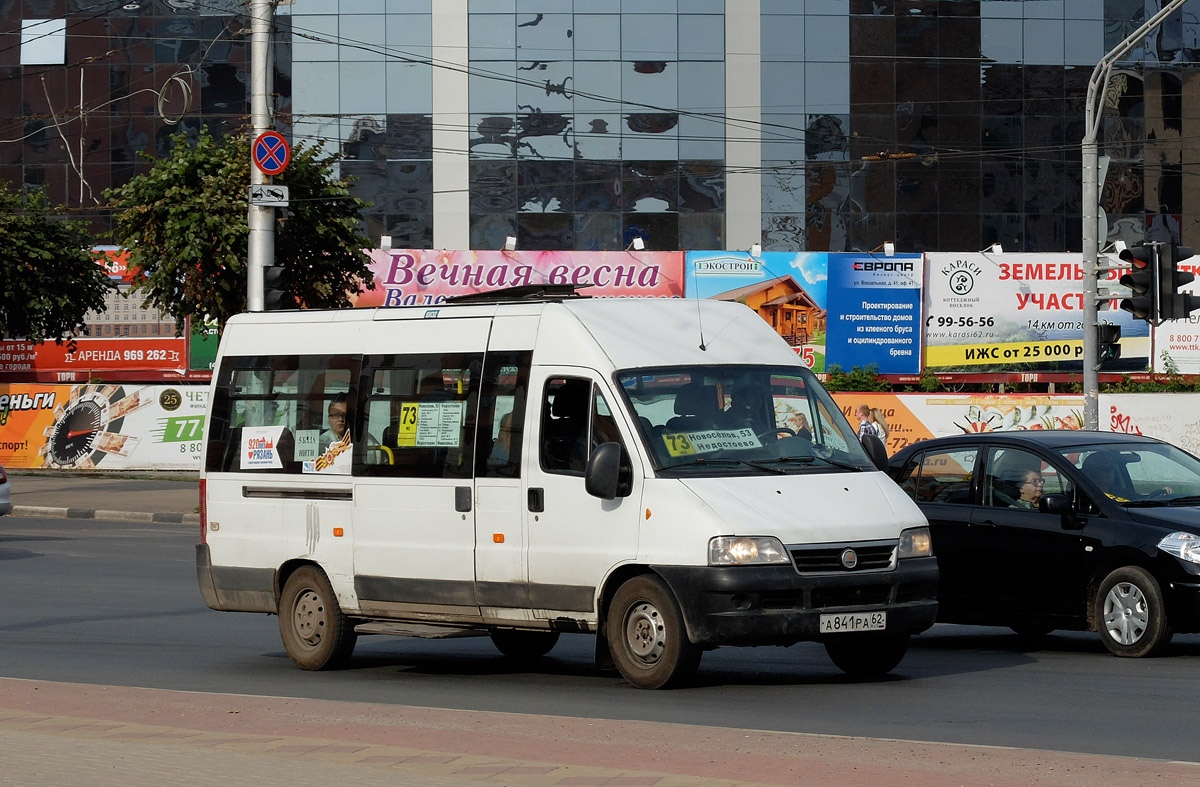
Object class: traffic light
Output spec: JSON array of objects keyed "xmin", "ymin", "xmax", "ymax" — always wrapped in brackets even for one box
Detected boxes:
[
  {"xmin": 1097, "ymin": 323, "xmax": 1122, "ymax": 364},
  {"xmin": 263, "ymin": 265, "xmax": 296, "ymax": 310},
  {"xmin": 1157, "ymin": 243, "xmax": 1200, "ymax": 321},
  {"xmin": 1119, "ymin": 244, "xmax": 1157, "ymax": 322}
]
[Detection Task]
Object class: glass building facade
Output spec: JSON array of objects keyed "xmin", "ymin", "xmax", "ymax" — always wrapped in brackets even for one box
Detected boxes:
[{"xmin": 1, "ymin": 1, "xmax": 1197, "ymax": 253}]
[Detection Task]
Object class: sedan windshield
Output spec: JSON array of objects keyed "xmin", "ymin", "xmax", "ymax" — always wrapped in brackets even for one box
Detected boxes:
[
  {"xmin": 616, "ymin": 365, "xmax": 875, "ymax": 474},
  {"xmin": 1058, "ymin": 442, "xmax": 1200, "ymax": 505}
]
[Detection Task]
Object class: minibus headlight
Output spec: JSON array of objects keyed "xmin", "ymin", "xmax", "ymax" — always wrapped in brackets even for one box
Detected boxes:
[
  {"xmin": 709, "ymin": 536, "xmax": 790, "ymax": 566},
  {"xmin": 1158, "ymin": 532, "xmax": 1200, "ymax": 565},
  {"xmin": 898, "ymin": 526, "xmax": 932, "ymax": 559}
]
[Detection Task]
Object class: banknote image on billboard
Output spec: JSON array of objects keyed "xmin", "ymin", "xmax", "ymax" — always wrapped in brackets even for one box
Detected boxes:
[{"xmin": 924, "ymin": 252, "xmax": 1149, "ymax": 372}]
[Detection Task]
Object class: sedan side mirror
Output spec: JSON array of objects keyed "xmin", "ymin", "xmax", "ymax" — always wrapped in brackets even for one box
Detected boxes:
[{"xmin": 1039, "ymin": 493, "xmax": 1073, "ymax": 515}]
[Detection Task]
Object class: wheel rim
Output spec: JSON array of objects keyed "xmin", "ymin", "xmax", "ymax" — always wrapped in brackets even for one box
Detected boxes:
[
  {"xmin": 623, "ymin": 600, "xmax": 666, "ymax": 666},
  {"xmin": 1103, "ymin": 581, "xmax": 1149, "ymax": 646},
  {"xmin": 292, "ymin": 588, "xmax": 327, "ymax": 650}
]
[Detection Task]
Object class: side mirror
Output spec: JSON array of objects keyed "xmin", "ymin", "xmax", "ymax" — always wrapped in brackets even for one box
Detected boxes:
[
  {"xmin": 586, "ymin": 442, "xmax": 628, "ymax": 499},
  {"xmin": 860, "ymin": 433, "xmax": 888, "ymax": 472},
  {"xmin": 1036, "ymin": 491, "xmax": 1075, "ymax": 515}
]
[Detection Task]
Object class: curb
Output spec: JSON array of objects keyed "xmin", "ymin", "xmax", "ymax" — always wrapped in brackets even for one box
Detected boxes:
[{"xmin": 11, "ymin": 505, "xmax": 200, "ymax": 525}]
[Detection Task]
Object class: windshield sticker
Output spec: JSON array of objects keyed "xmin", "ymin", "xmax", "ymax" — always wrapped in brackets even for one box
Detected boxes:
[
  {"xmin": 662, "ymin": 428, "xmax": 761, "ymax": 456},
  {"xmin": 303, "ymin": 432, "xmax": 351, "ymax": 474},
  {"xmin": 240, "ymin": 425, "xmax": 285, "ymax": 469},
  {"xmin": 393, "ymin": 400, "xmax": 465, "ymax": 448},
  {"xmin": 293, "ymin": 428, "xmax": 320, "ymax": 461},
  {"xmin": 417, "ymin": 400, "xmax": 464, "ymax": 446}
]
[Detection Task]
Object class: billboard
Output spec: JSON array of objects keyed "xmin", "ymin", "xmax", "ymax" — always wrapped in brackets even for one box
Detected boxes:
[
  {"xmin": 0, "ymin": 383, "xmax": 209, "ymax": 470},
  {"xmin": 0, "ymin": 338, "xmax": 189, "ymax": 375},
  {"xmin": 355, "ymin": 249, "xmax": 685, "ymax": 306},
  {"xmin": 830, "ymin": 393, "xmax": 1085, "ymax": 457},
  {"xmin": 924, "ymin": 252, "xmax": 1149, "ymax": 371},
  {"xmin": 685, "ymin": 251, "xmax": 922, "ymax": 374}
]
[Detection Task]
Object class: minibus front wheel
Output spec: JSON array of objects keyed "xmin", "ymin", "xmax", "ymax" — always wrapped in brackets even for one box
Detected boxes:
[
  {"xmin": 278, "ymin": 565, "xmax": 358, "ymax": 670},
  {"xmin": 608, "ymin": 575, "xmax": 701, "ymax": 689}
]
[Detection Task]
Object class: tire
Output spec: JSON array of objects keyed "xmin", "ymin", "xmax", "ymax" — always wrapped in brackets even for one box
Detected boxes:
[
  {"xmin": 1009, "ymin": 624, "xmax": 1055, "ymax": 637},
  {"xmin": 278, "ymin": 566, "xmax": 357, "ymax": 670},
  {"xmin": 607, "ymin": 575, "xmax": 701, "ymax": 689},
  {"xmin": 1095, "ymin": 566, "xmax": 1172, "ymax": 658},
  {"xmin": 824, "ymin": 634, "xmax": 910, "ymax": 677},
  {"xmin": 490, "ymin": 629, "xmax": 560, "ymax": 659}
]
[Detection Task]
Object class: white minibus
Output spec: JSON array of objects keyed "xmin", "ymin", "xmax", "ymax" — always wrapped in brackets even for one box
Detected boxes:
[{"xmin": 197, "ymin": 287, "xmax": 937, "ymax": 688}]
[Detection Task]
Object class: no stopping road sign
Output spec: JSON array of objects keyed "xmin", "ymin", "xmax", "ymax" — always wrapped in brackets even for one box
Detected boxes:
[{"xmin": 253, "ymin": 131, "xmax": 290, "ymax": 176}]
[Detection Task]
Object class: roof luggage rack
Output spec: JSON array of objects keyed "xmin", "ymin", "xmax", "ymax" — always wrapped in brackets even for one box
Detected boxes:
[{"xmin": 443, "ymin": 283, "xmax": 592, "ymax": 304}]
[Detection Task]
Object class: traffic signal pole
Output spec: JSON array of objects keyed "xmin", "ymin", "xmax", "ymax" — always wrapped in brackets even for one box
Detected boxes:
[
  {"xmin": 1082, "ymin": 0, "xmax": 1190, "ymax": 429},
  {"xmin": 247, "ymin": 0, "xmax": 275, "ymax": 312}
]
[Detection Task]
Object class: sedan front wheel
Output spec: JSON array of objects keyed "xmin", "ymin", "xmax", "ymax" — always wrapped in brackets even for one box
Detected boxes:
[{"xmin": 1094, "ymin": 566, "xmax": 1171, "ymax": 658}]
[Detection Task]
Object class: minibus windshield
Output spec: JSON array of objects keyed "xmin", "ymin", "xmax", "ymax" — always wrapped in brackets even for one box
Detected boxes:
[{"xmin": 615, "ymin": 365, "xmax": 875, "ymax": 474}]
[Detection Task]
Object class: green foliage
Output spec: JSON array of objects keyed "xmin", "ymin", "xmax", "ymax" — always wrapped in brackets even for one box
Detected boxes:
[
  {"xmin": 915, "ymin": 369, "xmax": 945, "ymax": 392},
  {"xmin": 825, "ymin": 364, "xmax": 890, "ymax": 392},
  {"xmin": 1101, "ymin": 374, "xmax": 1200, "ymax": 393},
  {"xmin": 105, "ymin": 128, "xmax": 375, "ymax": 330},
  {"xmin": 0, "ymin": 184, "xmax": 115, "ymax": 342}
]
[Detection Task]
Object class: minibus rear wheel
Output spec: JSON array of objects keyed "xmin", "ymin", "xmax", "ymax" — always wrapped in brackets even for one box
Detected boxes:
[
  {"xmin": 608, "ymin": 575, "xmax": 701, "ymax": 689},
  {"xmin": 489, "ymin": 629, "xmax": 560, "ymax": 658},
  {"xmin": 279, "ymin": 565, "xmax": 357, "ymax": 670}
]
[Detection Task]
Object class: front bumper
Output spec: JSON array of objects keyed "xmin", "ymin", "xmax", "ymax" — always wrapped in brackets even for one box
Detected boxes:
[{"xmin": 654, "ymin": 556, "xmax": 939, "ymax": 647}]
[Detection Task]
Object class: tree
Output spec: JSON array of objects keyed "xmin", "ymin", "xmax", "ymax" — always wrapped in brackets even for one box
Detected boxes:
[
  {"xmin": 0, "ymin": 184, "xmax": 114, "ymax": 343},
  {"xmin": 105, "ymin": 128, "xmax": 376, "ymax": 330}
]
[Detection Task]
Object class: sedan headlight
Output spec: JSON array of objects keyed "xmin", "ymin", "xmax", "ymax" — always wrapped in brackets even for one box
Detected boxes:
[
  {"xmin": 709, "ymin": 536, "xmax": 790, "ymax": 566},
  {"xmin": 898, "ymin": 526, "xmax": 932, "ymax": 559},
  {"xmin": 1158, "ymin": 532, "xmax": 1200, "ymax": 565}
]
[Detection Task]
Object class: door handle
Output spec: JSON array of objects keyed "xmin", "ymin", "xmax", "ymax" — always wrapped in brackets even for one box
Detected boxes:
[
  {"xmin": 528, "ymin": 487, "xmax": 544, "ymax": 512},
  {"xmin": 455, "ymin": 486, "xmax": 472, "ymax": 513}
]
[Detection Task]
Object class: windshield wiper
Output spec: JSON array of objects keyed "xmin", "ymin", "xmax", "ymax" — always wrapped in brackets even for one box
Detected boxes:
[
  {"xmin": 661, "ymin": 457, "xmax": 786, "ymax": 475},
  {"xmin": 756, "ymin": 455, "xmax": 867, "ymax": 472},
  {"xmin": 1166, "ymin": 495, "xmax": 1200, "ymax": 506},
  {"xmin": 1119, "ymin": 499, "xmax": 1167, "ymax": 507}
]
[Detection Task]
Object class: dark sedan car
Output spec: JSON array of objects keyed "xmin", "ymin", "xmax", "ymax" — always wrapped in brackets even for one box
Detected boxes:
[{"xmin": 888, "ymin": 430, "xmax": 1200, "ymax": 657}]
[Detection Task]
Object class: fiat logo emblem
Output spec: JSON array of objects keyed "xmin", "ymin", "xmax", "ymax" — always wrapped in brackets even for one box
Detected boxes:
[{"xmin": 840, "ymin": 549, "xmax": 858, "ymax": 569}]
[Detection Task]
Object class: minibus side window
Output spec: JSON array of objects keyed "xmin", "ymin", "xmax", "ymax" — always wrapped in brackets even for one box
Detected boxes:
[
  {"xmin": 358, "ymin": 353, "xmax": 482, "ymax": 479},
  {"xmin": 206, "ymin": 354, "xmax": 360, "ymax": 474},
  {"xmin": 477, "ymin": 351, "xmax": 532, "ymax": 479},
  {"xmin": 540, "ymin": 377, "xmax": 591, "ymax": 475}
]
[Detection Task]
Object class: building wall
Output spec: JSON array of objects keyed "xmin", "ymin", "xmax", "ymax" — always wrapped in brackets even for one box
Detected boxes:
[{"xmin": 1, "ymin": 1, "xmax": 1197, "ymax": 255}]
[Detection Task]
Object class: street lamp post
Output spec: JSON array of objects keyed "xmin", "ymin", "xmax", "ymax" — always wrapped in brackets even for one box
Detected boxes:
[
  {"xmin": 1082, "ymin": 0, "xmax": 1190, "ymax": 430},
  {"xmin": 247, "ymin": 0, "xmax": 275, "ymax": 312}
]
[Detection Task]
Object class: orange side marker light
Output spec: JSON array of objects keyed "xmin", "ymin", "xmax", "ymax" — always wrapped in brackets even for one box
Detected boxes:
[
  {"xmin": 333, "ymin": 527, "xmax": 344, "ymax": 537},
  {"xmin": 494, "ymin": 533, "xmax": 504, "ymax": 543}
]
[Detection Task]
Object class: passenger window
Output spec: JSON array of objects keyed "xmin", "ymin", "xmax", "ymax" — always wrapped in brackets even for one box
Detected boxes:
[
  {"xmin": 539, "ymin": 379, "xmax": 630, "ymax": 477},
  {"xmin": 984, "ymin": 447, "xmax": 1071, "ymax": 509},
  {"xmin": 540, "ymin": 377, "xmax": 591, "ymax": 475},
  {"xmin": 206, "ymin": 355, "xmax": 360, "ymax": 474},
  {"xmin": 477, "ymin": 352, "xmax": 532, "ymax": 479},
  {"xmin": 903, "ymin": 449, "xmax": 977, "ymax": 505},
  {"xmin": 358, "ymin": 353, "xmax": 482, "ymax": 479}
]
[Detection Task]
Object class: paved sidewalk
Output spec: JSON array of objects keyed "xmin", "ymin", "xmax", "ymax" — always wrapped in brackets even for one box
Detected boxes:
[
  {"xmin": 2, "ymin": 678, "xmax": 1197, "ymax": 787},
  {"xmin": 7, "ymin": 470, "xmax": 200, "ymax": 525}
]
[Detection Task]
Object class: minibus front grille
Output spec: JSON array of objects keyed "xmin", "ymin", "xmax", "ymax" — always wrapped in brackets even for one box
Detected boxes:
[
  {"xmin": 788, "ymin": 544, "xmax": 895, "ymax": 573},
  {"xmin": 811, "ymin": 585, "xmax": 891, "ymax": 609}
]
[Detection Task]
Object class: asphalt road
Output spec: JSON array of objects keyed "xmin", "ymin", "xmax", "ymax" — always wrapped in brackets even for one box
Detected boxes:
[{"xmin": 3, "ymin": 516, "xmax": 1199, "ymax": 763}]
